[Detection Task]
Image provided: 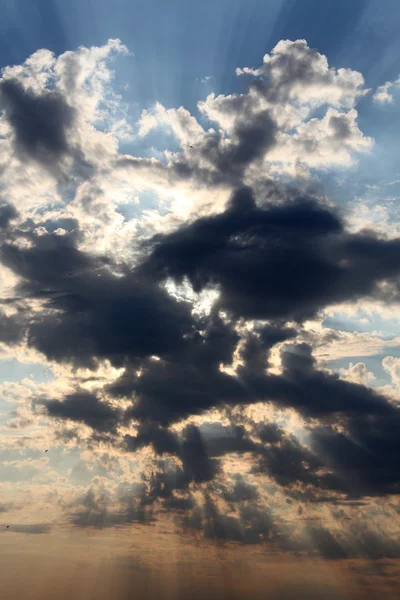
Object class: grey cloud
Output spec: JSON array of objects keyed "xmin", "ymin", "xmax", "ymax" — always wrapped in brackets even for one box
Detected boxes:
[
  {"xmin": 2, "ymin": 523, "xmax": 52, "ymax": 534},
  {"xmin": 0, "ymin": 203, "xmax": 18, "ymax": 230},
  {"xmin": 68, "ymin": 484, "xmax": 156, "ymax": 529},
  {"xmin": 0, "ymin": 310, "xmax": 24, "ymax": 344},
  {"xmin": 0, "ymin": 222, "xmax": 195, "ymax": 369},
  {"xmin": 43, "ymin": 391, "xmax": 122, "ymax": 433},
  {"xmin": 0, "ymin": 79, "xmax": 74, "ymax": 166},
  {"xmin": 141, "ymin": 186, "xmax": 400, "ymax": 322},
  {"xmin": 182, "ymin": 495, "xmax": 274, "ymax": 545},
  {"xmin": 0, "ymin": 78, "xmax": 93, "ymax": 180},
  {"xmin": 241, "ymin": 39, "xmax": 364, "ymax": 107},
  {"xmin": 126, "ymin": 423, "xmax": 220, "ymax": 486},
  {"xmin": 0, "ymin": 502, "xmax": 18, "ymax": 513}
]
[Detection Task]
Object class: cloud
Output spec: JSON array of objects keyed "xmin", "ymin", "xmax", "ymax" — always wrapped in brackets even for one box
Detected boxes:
[
  {"xmin": 184, "ymin": 494, "xmax": 275, "ymax": 545},
  {"xmin": 236, "ymin": 39, "xmax": 367, "ymax": 108},
  {"xmin": 0, "ymin": 38, "xmax": 129, "ymax": 214},
  {"xmin": 43, "ymin": 391, "xmax": 122, "ymax": 433},
  {"xmin": 0, "ymin": 203, "xmax": 18, "ymax": 230},
  {"xmin": 339, "ymin": 362, "xmax": 376, "ymax": 385},
  {"xmin": 2, "ymin": 523, "xmax": 51, "ymax": 534},
  {"xmin": 0, "ymin": 501, "xmax": 18, "ymax": 513},
  {"xmin": 0, "ymin": 78, "xmax": 76, "ymax": 175},
  {"xmin": 0, "ymin": 219, "xmax": 194, "ymax": 368},
  {"xmin": 141, "ymin": 186, "xmax": 400, "ymax": 322},
  {"xmin": 267, "ymin": 108, "xmax": 373, "ymax": 169},
  {"xmin": 1, "ymin": 184, "xmax": 399, "ymax": 505},
  {"xmin": 132, "ymin": 39, "xmax": 371, "ymax": 201},
  {"xmin": 67, "ymin": 477, "xmax": 155, "ymax": 529},
  {"xmin": 373, "ymin": 76, "xmax": 400, "ymax": 104},
  {"xmin": 0, "ymin": 309, "xmax": 24, "ymax": 345},
  {"xmin": 382, "ymin": 356, "xmax": 400, "ymax": 388}
]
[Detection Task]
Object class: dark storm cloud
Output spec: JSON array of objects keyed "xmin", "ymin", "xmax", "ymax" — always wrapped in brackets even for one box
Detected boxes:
[
  {"xmin": 0, "ymin": 223, "xmax": 195, "ymax": 368},
  {"xmin": 0, "ymin": 78, "xmax": 94, "ymax": 180},
  {"xmin": 122, "ymin": 344, "xmax": 400, "ymax": 498},
  {"xmin": 2, "ymin": 185, "xmax": 400, "ymax": 507},
  {"xmin": 0, "ymin": 310, "xmax": 24, "ymax": 344},
  {"xmin": 0, "ymin": 203, "xmax": 18, "ymax": 230},
  {"xmin": 115, "ymin": 312, "xmax": 244, "ymax": 424},
  {"xmin": 122, "ymin": 371, "xmax": 400, "ymax": 498},
  {"xmin": 238, "ymin": 324, "xmax": 297, "ymax": 375},
  {"xmin": 179, "ymin": 424, "xmax": 219, "ymax": 483},
  {"xmin": 310, "ymin": 412, "xmax": 400, "ymax": 497},
  {"xmin": 247, "ymin": 396, "xmax": 400, "ymax": 498},
  {"xmin": 115, "ymin": 335, "xmax": 392, "ymax": 427},
  {"xmin": 125, "ymin": 423, "xmax": 180, "ymax": 455},
  {"xmin": 4, "ymin": 221, "xmax": 397, "ymax": 500},
  {"xmin": 199, "ymin": 423, "xmax": 257, "ymax": 457},
  {"xmin": 251, "ymin": 343, "xmax": 393, "ymax": 417},
  {"xmin": 0, "ymin": 78, "xmax": 74, "ymax": 167},
  {"xmin": 123, "ymin": 423, "xmax": 260, "ymax": 511},
  {"xmin": 141, "ymin": 186, "xmax": 400, "ymax": 321},
  {"xmin": 25, "ymin": 274, "xmax": 192, "ymax": 368},
  {"xmin": 251, "ymin": 428, "xmax": 324, "ymax": 489},
  {"xmin": 0, "ymin": 219, "xmax": 95, "ymax": 286},
  {"xmin": 43, "ymin": 391, "xmax": 122, "ymax": 433}
]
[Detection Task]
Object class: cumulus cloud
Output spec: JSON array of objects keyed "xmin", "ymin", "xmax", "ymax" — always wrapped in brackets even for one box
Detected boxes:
[
  {"xmin": 0, "ymin": 78, "xmax": 77, "ymax": 175},
  {"xmin": 133, "ymin": 39, "xmax": 371, "ymax": 198},
  {"xmin": 373, "ymin": 76, "xmax": 400, "ymax": 104},
  {"xmin": 236, "ymin": 39, "xmax": 367, "ymax": 108},
  {"xmin": 339, "ymin": 362, "xmax": 376, "ymax": 385},
  {"xmin": 0, "ymin": 38, "xmax": 129, "ymax": 214},
  {"xmin": 382, "ymin": 356, "xmax": 400, "ymax": 388}
]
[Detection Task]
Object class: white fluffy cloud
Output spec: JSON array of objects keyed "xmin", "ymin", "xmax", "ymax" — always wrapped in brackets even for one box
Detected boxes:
[
  {"xmin": 373, "ymin": 76, "xmax": 400, "ymax": 104},
  {"xmin": 0, "ymin": 36, "xmax": 374, "ymax": 262},
  {"xmin": 0, "ymin": 39, "xmax": 130, "ymax": 214},
  {"xmin": 382, "ymin": 356, "xmax": 400, "ymax": 388},
  {"xmin": 138, "ymin": 39, "xmax": 372, "ymax": 185},
  {"xmin": 339, "ymin": 361, "xmax": 376, "ymax": 385},
  {"xmin": 236, "ymin": 39, "xmax": 367, "ymax": 108},
  {"xmin": 267, "ymin": 107, "xmax": 373, "ymax": 169}
]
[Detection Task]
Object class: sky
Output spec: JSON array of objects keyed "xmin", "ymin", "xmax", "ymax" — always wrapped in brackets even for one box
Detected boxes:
[{"xmin": 1, "ymin": 1, "xmax": 400, "ymax": 599}]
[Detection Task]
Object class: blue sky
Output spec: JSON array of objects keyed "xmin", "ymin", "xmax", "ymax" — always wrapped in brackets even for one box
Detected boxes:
[{"xmin": 2, "ymin": 0, "xmax": 400, "ymax": 109}]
